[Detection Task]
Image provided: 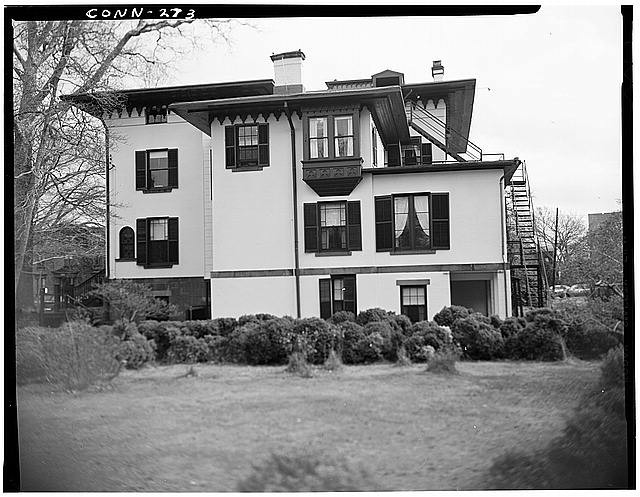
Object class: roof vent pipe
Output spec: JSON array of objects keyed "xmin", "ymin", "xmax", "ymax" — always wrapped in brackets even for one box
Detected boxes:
[
  {"xmin": 432, "ymin": 60, "xmax": 444, "ymax": 82},
  {"xmin": 270, "ymin": 50, "xmax": 306, "ymax": 95}
]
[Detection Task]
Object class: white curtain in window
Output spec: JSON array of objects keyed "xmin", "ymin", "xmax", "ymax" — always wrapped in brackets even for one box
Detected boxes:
[
  {"xmin": 414, "ymin": 195, "xmax": 430, "ymax": 234},
  {"xmin": 394, "ymin": 197, "xmax": 409, "ymax": 238},
  {"xmin": 150, "ymin": 220, "xmax": 167, "ymax": 240}
]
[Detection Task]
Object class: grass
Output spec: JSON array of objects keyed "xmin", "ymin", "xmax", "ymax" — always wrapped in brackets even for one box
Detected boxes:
[{"xmin": 17, "ymin": 360, "xmax": 601, "ymax": 491}]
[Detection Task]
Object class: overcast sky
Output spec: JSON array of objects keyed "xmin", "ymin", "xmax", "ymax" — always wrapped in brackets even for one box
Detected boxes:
[{"xmin": 167, "ymin": 6, "xmax": 623, "ymax": 219}]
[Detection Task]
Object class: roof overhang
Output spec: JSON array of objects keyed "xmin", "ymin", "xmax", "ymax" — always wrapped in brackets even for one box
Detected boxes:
[
  {"xmin": 170, "ymin": 86, "xmax": 411, "ymax": 144},
  {"xmin": 364, "ymin": 159, "xmax": 520, "ymax": 182},
  {"xmin": 402, "ymin": 79, "xmax": 476, "ymax": 154},
  {"xmin": 61, "ymin": 79, "xmax": 275, "ymax": 118}
]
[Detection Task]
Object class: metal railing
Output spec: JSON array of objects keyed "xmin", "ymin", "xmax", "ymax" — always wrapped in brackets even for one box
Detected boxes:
[{"xmin": 406, "ymin": 102, "xmax": 483, "ymax": 162}]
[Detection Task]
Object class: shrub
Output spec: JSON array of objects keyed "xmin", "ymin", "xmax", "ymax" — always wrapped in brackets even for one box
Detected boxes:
[
  {"xmin": 489, "ymin": 314, "xmax": 504, "ymax": 330},
  {"xmin": 210, "ymin": 317, "xmax": 238, "ymax": 337},
  {"xmin": 565, "ymin": 322, "xmax": 621, "ymax": 360},
  {"xmin": 181, "ymin": 320, "xmax": 221, "ymax": 339},
  {"xmin": 166, "ymin": 335, "xmax": 209, "ymax": 364},
  {"xmin": 385, "ymin": 313, "xmax": 412, "ymax": 334},
  {"xmin": 363, "ymin": 321, "xmax": 396, "ymax": 361},
  {"xmin": 499, "ymin": 317, "xmax": 526, "ymax": 340},
  {"xmin": 323, "ymin": 349, "xmax": 343, "ymax": 371},
  {"xmin": 202, "ymin": 335, "xmax": 227, "ymax": 363},
  {"xmin": 115, "ymin": 322, "xmax": 156, "ymax": 369},
  {"xmin": 238, "ymin": 313, "xmax": 278, "ymax": 326},
  {"xmin": 138, "ymin": 320, "xmax": 182, "ymax": 362},
  {"xmin": 601, "ymin": 345, "xmax": 625, "ymax": 389},
  {"xmin": 285, "ymin": 352, "xmax": 313, "ymax": 378},
  {"xmin": 226, "ymin": 323, "xmax": 257, "ymax": 363},
  {"xmin": 394, "ymin": 345, "xmax": 412, "ymax": 367},
  {"xmin": 243, "ymin": 317, "xmax": 294, "ymax": 365},
  {"xmin": 451, "ymin": 316, "xmax": 504, "ymax": 360},
  {"xmin": 327, "ymin": 311, "xmax": 356, "ymax": 325},
  {"xmin": 433, "ymin": 305, "xmax": 471, "ymax": 328},
  {"xmin": 16, "ymin": 321, "xmax": 121, "ymax": 390},
  {"xmin": 236, "ymin": 451, "xmax": 378, "ymax": 491},
  {"xmin": 355, "ymin": 308, "xmax": 390, "ymax": 326},
  {"xmin": 404, "ymin": 321, "xmax": 452, "ymax": 362},
  {"xmin": 339, "ymin": 321, "xmax": 367, "ymax": 364},
  {"xmin": 426, "ymin": 345, "xmax": 460, "ymax": 374},
  {"xmin": 355, "ymin": 332, "xmax": 384, "ymax": 364},
  {"xmin": 292, "ymin": 317, "xmax": 337, "ymax": 364},
  {"xmin": 503, "ymin": 323, "xmax": 564, "ymax": 361}
]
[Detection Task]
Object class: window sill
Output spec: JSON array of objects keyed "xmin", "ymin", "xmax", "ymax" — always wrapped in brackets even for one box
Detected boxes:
[
  {"xmin": 314, "ymin": 251, "xmax": 352, "ymax": 257},
  {"xmin": 390, "ymin": 249, "xmax": 437, "ymax": 255},
  {"xmin": 227, "ymin": 165, "xmax": 265, "ymax": 172},
  {"xmin": 302, "ymin": 157, "xmax": 363, "ymax": 167},
  {"xmin": 141, "ymin": 263, "xmax": 175, "ymax": 269},
  {"xmin": 139, "ymin": 187, "xmax": 175, "ymax": 194},
  {"xmin": 115, "ymin": 258, "xmax": 136, "ymax": 262}
]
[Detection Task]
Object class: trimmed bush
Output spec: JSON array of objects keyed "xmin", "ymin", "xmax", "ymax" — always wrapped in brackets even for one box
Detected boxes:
[
  {"xmin": 499, "ymin": 317, "xmax": 526, "ymax": 340},
  {"xmin": 489, "ymin": 314, "xmax": 504, "ymax": 330},
  {"xmin": 404, "ymin": 321, "xmax": 452, "ymax": 362},
  {"xmin": 385, "ymin": 313, "xmax": 412, "ymax": 334},
  {"xmin": 433, "ymin": 305, "xmax": 471, "ymax": 328},
  {"xmin": 236, "ymin": 452, "xmax": 378, "ymax": 491},
  {"xmin": 327, "ymin": 311, "xmax": 356, "ymax": 325},
  {"xmin": 451, "ymin": 316, "xmax": 504, "ymax": 360},
  {"xmin": 138, "ymin": 321, "xmax": 182, "ymax": 362},
  {"xmin": 166, "ymin": 335, "xmax": 209, "ymax": 364},
  {"xmin": 339, "ymin": 321, "xmax": 367, "ymax": 364},
  {"xmin": 504, "ymin": 323, "xmax": 564, "ymax": 361},
  {"xmin": 244, "ymin": 317, "xmax": 295, "ymax": 365},
  {"xmin": 210, "ymin": 317, "xmax": 238, "ymax": 337},
  {"xmin": 292, "ymin": 317, "xmax": 337, "ymax": 364},
  {"xmin": 565, "ymin": 322, "xmax": 621, "ymax": 360},
  {"xmin": 356, "ymin": 308, "xmax": 390, "ymax": 326},
  {"xmin": 363, "ymin": 321, "xmax": 397, "ymax": 361},
  {"xmin": 116, "ymin": 322, "xmax": 156, "ymax": 369},
  {"xmin": 355, "ymin": 332, "xmax": 384, "ymax": 364}
]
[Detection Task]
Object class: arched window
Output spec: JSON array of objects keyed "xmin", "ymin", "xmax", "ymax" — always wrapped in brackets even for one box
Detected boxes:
[{"xmin": 119, "ymin": 226, "xmax": 135, "ymax": 260}]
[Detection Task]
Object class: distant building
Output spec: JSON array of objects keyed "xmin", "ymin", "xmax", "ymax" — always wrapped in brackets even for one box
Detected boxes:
[{"xmin": 588, "ymin": 212, "xmax": 619, "ymax": 232}]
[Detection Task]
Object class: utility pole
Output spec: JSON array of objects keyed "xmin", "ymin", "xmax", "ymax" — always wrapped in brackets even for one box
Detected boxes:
[{"xmin": 551, "ymin": 207, "xmax": 559, "ymax": 288}]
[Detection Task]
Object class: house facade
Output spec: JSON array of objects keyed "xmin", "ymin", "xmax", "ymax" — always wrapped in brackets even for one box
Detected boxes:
[{"xmin": 70, "ymin": 51, "xmax": 522, "ymax": 320}]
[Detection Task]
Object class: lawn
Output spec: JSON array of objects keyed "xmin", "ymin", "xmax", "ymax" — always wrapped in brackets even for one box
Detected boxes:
[{"xmin": 17, "ymin": 360, "xmax": 600, "ymax": 491}]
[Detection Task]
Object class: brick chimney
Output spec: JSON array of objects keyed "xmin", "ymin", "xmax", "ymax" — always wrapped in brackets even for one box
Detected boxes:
[
  {"xmin": 432, "ymin": 60, "xmax": 444, "ymax": 82},
  {"xmin": 270, "ymin": 50, "xmax": 305, "ymax": 94}
]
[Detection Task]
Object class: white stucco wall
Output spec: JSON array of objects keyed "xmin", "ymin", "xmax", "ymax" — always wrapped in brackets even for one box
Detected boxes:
[
  {"xmin": 107, "ymin": 110, "xmax": 206, "ymax": 279},
  {"xmin": 210, "ymin": 113, "xmax": 297, "ymax": 272},
  {"xmin": 211, "ymin": 276, "xmax": 296, "ymax": 318}
]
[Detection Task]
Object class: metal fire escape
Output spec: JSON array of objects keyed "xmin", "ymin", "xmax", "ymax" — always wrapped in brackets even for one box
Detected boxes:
[
  {"xmin": 505, "ymin": 162, "xmax": 548, "ymax": 314},
  {"xmin": 405, "ymin": 100, "xmax": 547, "ymax": 315}
]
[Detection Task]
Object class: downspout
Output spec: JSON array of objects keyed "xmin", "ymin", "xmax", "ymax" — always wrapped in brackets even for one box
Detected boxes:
[
  {"xmin": 500, "ymin": 174, "xmax": 509, "ymax": 316},
  {"xmin": 285, "ymin": 102, "xmax": 301, "ymax": 318},
  {"xmin": 98, "ymin": 115, "xmax": 110, "ymax": 281}
]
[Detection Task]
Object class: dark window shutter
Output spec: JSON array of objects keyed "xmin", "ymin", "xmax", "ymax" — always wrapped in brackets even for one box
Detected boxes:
[
  {"xmin": 168, "ymin": 149, "xmax": 178, "ymax": 188},
  {"xmin": 225, "ymin": 126, "xmax": 236, "ymax": 168},
  {"xmin": 421, "ymin": 143, "xmax": 433, "ymax": 165},
  {"xmin": 168, "ymin": 217, "xmax": 179, "ymax": 264},
  {"xmin": 319, "ymin": 279, "xmax": 332, "ymax": 319},
  {"xmin": 303, "ymin": 203, "xmax": 318, "ymax": 252},
  {"xmin": 343, "ymin": 275, "xmax": 357, "ymax": 314},
  {"xmin": 258, "ymin": 123, "xmax": 269, "ymax": 167},
  {"xmin": 387, "ymin": 144, "xmax": 401, "ymax": 167},
  {"xmin": 375, "ymin": 196, "xmax": 393, "ymax": 251},
  {"xmin": 136, "ymin": 219, "xmax": 147, "ymax": 265},
  {"xmin": 431, "ymin": 193, "xmax": 450, "ymax": 249},
  {"xmin": 347, "ymin": 201, "xmax": 362, "ymax": 251},
  {"xmin": 135, "ymin": 151, "xmax": 146, "ymax": 190}
]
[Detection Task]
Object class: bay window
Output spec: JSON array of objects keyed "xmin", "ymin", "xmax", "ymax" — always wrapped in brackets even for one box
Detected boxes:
[
  {"xmin": 309, "ymin": 117, "xmax": 329, "ymax": 158},
  {"xmin": 334, "ymin": 115, "xmax": 354, "ymax": 157}
]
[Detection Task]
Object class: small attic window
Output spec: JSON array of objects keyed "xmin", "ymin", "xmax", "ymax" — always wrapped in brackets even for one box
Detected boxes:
[
  {"xmin": 146, "ymin": 107, "xmax": 167, "ymax": 124},
  {"xmin": 372, "ymin": 70, "xmax": 405, "ymax": 88},
  {"xmin": 375, "ymin": 76, "xmax": 401, "ymax": 87}
]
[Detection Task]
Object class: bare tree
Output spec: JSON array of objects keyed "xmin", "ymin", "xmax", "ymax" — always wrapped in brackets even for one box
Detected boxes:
[{"xmin": 13, "ymin": 19, "xmax": 235, "ymax": 306}]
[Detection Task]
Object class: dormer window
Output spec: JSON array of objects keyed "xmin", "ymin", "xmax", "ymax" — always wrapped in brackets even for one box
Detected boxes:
[{"xmin": 146, "ymin": 107, "xmax": 167, "ymax": 124}]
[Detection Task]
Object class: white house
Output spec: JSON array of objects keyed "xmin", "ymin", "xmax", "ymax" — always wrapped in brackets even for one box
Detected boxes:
[{"xmin": 69, "ymin": 51, "xmax": 532, "ymax": 321}]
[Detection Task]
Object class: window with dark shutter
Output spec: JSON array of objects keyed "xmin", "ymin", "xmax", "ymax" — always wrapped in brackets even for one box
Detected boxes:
[
  {"xmin": 168, "ymin": 217, "xmax": 179, "ymax": 264},
  {"xmin": 225, "ymin": 123, "xmax": 270, "ymax": 170},
  {"xmin": 319, "ymin": 279, "xmax": 332, "ymax": 319},
  {"xmin": 431, "ymin": 193, "xmax": 450, "ymax": 249},
  {"xmin": 119, "ymin": 226, "xmax": 135, "ymax": 260},
  {"xmin": 225, "ymin": 126, "xmax": 236, "ymax": 168},
  {"xmin": 319, "ymin": 275, "xmax": 357, "ymax": 318},
  {"xmin": 135, "ymin": 151, "xmax": 146, "ymax": 190},
  {"xmin": 375, "ymin": 196, "xmax": 393, "ymax": 251},
  {"xmin": 304, "ymin": 203, "xmax": 318, "ymax": 252},
  {"xmin": 168, "ymin": 149, "xmax": 178, "ymax": 188},
  {"xmin": 347, "ymin": 201, "xmax": 362, "ymax": 251},
  {"xmin": 258, "ymin": 123, "xmax": 269, "ymax": 167},
  {"xmin": 421, "ymin": 143, "xmax": 433, "ymax": 165},
  {"xmin": 136, "ymin": 219, "xmax": 147, "ymax": 265}
]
